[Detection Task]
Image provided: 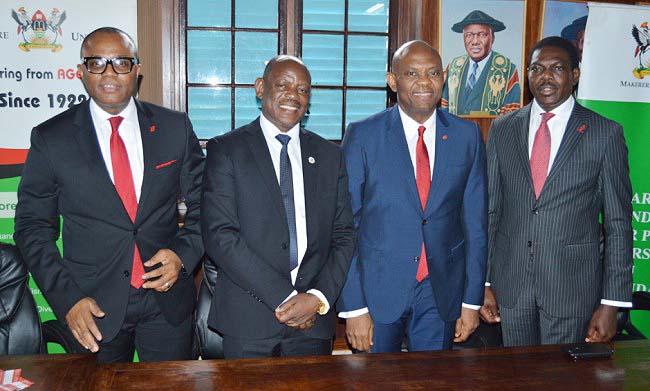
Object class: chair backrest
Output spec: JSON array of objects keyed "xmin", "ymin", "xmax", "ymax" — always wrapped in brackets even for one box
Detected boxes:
[
  {"xmin": 195, "ymin": 258, "xmax": 224, "ymax": 359},
  {"xmin": 0, "ymin": 243, "xmax": 43, "ymax": 355}
]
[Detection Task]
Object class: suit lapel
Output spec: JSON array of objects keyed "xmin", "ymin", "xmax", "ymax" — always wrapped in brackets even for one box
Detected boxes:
[
  {"xmin": 542, "ymin": 103, "xmax": 588, "ymax": 196},
  {"xmin": 513, "ymin": 104, "xmax": 534, "ymax": 192},
  {"xmin": 245, "ymin": 119, "xmax": 286, "ymax": 220},
  {"xmin": 300, "ymin": 130, "xmax": 318, "ymax": 255},
  {"xmin": 386, "ymin": 107, "xmax": 422, "ymax": 213},
  {"xmin": 425, "ymin": 110, "xmax": 450, "ymax": 215},
  {"xmin": 134, "ymin": 100, "xmax": 156, "ymax": 221}
]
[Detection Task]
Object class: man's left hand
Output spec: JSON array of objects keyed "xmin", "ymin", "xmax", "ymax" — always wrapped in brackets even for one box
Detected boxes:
[
  {"xmin": 142, "ymin": 249, "xmax": 183, "ymax": 292},
  {"xmin": 454, "ymin": 307, "xmax": 480, "ymax": 343},
  {"xmin": 585, "ymin": 304, "xmax": 618, "ymax": 343},
  {"xmin": 275, "ymin": 293, "xmax": 321, "ymax": 329}
]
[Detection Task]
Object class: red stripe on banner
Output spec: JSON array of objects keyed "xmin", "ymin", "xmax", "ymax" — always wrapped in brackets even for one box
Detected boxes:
[{"xmin": 0, "ymin": 149, "xmax": 28, "ymax": 165}]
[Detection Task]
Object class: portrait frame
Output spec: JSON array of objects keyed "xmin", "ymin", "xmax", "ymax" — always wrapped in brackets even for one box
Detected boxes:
[
  {"xmin": 438, "ymin": 0, "xmax": 527, "ymax": 118},
  {"xmin": 541, "ymin": 0, "xmax": 588, "ymax": 40}
]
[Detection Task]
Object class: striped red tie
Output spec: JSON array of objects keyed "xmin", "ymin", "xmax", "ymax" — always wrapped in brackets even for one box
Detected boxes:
[
  {"xmin": 109, "ymin": 116, "xmax": 145, "ymax": 289},
  {"xmin": 415, "ymin": 125, "xmax": 430, "ymax": 282},
  {"xmin": 530, "ymin": 112, "xmax": 555, "ymax": 199}
]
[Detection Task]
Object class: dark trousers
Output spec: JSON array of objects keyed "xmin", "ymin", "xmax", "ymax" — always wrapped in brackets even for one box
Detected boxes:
[
  {"xmin": 93, "ymin": 287, "xmax": 193, "ymax": 363},
  {"xmin": 499, "ymin": 271, "xmax": 592, "ymax": 347},
  {"xmin": 222, "ymin": 326, "xmax": 333, "ymax": 359},
  {"xmin": 371, "ymin": 276, "xmax": 455, "ymax": 353}
]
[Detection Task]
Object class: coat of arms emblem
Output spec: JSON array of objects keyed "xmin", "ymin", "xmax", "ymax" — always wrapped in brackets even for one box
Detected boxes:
[{"xmin": 11, "ymin": 7, "xmax": 67, "ymax": 52}]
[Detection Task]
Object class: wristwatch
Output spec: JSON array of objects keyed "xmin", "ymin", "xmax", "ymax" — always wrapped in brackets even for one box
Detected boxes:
[{"xmin": 316, "ymin": 300, "xmax": 327, "ymax": 315}]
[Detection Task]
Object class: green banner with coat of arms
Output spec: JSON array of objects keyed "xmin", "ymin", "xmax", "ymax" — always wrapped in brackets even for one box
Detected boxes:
[{"xmin": 578, "ymin": 2, "xmax": 650, "ymax": 337}]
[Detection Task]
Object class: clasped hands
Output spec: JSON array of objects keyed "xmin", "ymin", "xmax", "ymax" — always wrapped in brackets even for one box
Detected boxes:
[
  {"xmin": 275, "ymin": 293, "xmax": 321, "ymax": 330},
  {"xmin": 65, "ymin": 249, "xmax": 182, "ymax": 352}
]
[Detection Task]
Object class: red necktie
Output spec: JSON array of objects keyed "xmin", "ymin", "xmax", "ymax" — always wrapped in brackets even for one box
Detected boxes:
[
  {"xmin": 415, "ymin": 125, "xmax": 430, "ymax": 282},
  {"xmin": 109, "ymin": 116, "xmax": 145, "ymax": 289},
  {"xmin": 530, "ymin": 112, "xmax": 555, "ymax": 199}
]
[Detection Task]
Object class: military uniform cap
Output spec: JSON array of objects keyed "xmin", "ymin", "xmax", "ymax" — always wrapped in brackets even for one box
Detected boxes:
[
  {"xmin": 451, "ymin": 10, "xmax": 506, "ymax": 33},
  {"xmin": 560, "ymin": 15, "xmax": 587, "ymax": 41}
]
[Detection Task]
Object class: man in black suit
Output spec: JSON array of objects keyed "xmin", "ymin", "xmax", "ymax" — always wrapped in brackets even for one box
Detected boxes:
[
  {"xmin": 201, "ymin": 55, "xmax": 355, "ymax": 358},
  {"xmin": 14, "ymin": 27, "xmax": 205, "ymax": 363}
]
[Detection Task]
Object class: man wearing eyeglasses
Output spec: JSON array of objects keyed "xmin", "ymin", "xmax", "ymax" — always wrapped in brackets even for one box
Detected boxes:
[
  {"xmin": 14, "ymin": 27, "xmax": 205, "ymax": 363},
  {"xmin": 441, "ymin": 10, "xmax": 521, "ymax": 116},
  {"xmin": 481, "ymin": 37, "xmax": 632, "ymax": 346}
]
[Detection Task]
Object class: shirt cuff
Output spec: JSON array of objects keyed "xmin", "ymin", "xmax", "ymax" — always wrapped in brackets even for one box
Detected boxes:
[
  {"xmin": 462, "ymin": 303, "xmax": 481, "ymax": 311},
  {"xmin": 485, "ymin": 282, "xmax": 491, "ymax": 286},
  {"xmin": 601, "ymin": 299, "xmax": 632, "ymax": 308},
  {"xmin": 306, "ymin": 289, "xmax": 330, "ymax": 314},
  {"xmin": 338, "ymin": 307, "xmax": 369, "ymax": 318}
]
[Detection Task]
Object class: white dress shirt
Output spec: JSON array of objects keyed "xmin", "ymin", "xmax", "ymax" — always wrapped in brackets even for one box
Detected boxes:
[
  {"xmin": 339, "ymin": 107, "xmax": 479, "ymax": 320},
  {"xmin": 259, "ymin": 114, "xmax": 330, "ymax": 313},
  {"xmin": 527, "ymin": 97, "xmax": 631, "ymax": 308},
  {"xmin": 90, "ymin": 97, "xmax": 144, "ymax": 201},
  {"xmin": 528, "ymin": 96, "xmax": 575, "ymax": 173}
]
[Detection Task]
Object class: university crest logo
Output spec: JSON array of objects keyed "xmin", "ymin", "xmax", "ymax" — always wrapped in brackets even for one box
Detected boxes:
[
  {"xmin": 632, "ymin": 22, "xmax": 650, "ymax": 79},
  {"xmin": 11, "ymin": 7, "xmax": 66, "ymax": 52}
]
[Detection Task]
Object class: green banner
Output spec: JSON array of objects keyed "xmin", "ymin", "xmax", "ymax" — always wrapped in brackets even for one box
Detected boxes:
[
  {"xmin": 577, "ymin": 99, "xmax": 650, "ymax": 336},
  {"xmin": 578, "ymin": 2, "xmax": 650, "ymax": 337}
]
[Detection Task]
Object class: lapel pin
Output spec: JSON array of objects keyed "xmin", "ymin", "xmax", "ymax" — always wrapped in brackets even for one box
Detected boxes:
[
  {"xmin": 442, "ymin": 134, "xmax": 448, "ymax": 140},
  {"xmin": 149, "ymin": 125, "xmax": 156, "ymax": 133},
  {"xmin": 577, "ymin": 124, "xmax": 586, "ymax": 133},
  {"xmin": 308, "ymin": 156, "xmax": 316, "ymax": 164}
]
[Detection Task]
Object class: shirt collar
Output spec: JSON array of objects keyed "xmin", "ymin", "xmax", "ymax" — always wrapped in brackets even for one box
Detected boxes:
[
  {"xmin": 531, "ymin": 95, "xmax": 575, "ymax": 119},
  {"xmin": 260, "ymin": 113, "xmax": 301, "ymax": 142},
  {"xmin": 397, "ymin": 105, "xmax": 436, "ymax": 132},
  {"xmin": 89, "ymin": 97, "xmax": 137, "ymax": 125},
  {"xmin": 470, "ymin": 51, "xmax": 492, "ymax": 73}
]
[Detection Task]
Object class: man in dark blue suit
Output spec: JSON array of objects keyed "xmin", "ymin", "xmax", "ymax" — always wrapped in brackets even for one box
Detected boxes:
[{"xmin": 338, "ymin": 40, "xmax": 488, "ymax": 352}]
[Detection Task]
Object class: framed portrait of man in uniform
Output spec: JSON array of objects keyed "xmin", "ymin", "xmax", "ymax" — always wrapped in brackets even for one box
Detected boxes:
[{"xmin": 439, "ymin": 0, "xmax": 526, "ymax": 118}]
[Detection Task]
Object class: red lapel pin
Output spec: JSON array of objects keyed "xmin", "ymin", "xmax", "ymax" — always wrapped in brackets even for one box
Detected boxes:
[
  {"xmin": 577, "ymin": 124, "xmax": 586, "ymax": 133},
  {"xmin": 149, "ymin": 125, "xmax": 156, "ymax": 133},
  {"xmin": 442, "ymin": 134, "xmax": 448, "ymax": 140}
]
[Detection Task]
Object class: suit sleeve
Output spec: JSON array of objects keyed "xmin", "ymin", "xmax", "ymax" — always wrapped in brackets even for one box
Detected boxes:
[
  {"xmin": 461, "ymin": 123, "xmax": 488, "ymax": 306},
  {"xmin": 14, "ymin": 128, "xmax": 86, "ymax": 319},
  {"xmin": 600, "ymin": 123, "xmax": 633, "ymax": 303},
  {"xmin": 336, "ymin": 123, "xmax": 368, "ymax": 312},
  {"xmin": 167, "ymin": 114, "xmax": 205, "ymax": 273},
  {"xmin": 310, "ymin": 149, "xmax": 356, "ymax": 304},
  {"xmin": 485, "ymin": 121, "xmax": 502, "ymax": 284},
  {"xmin": 201, "ymin": 138, "xmax": 295, "ymax": 311}
]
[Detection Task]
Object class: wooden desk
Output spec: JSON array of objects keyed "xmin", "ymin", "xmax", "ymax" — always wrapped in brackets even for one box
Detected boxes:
[
  {"xmin": 91, "ymin": 340, "xmax": 650, "ymax": 390},
  {"xmin": 0, "ymin": 354, "xmax": 95, "ymax": 391}
]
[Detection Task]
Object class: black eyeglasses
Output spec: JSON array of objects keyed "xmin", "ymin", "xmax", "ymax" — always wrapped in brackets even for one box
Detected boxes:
[{"xmin": 82, "ymin": 56, "xmax": 139, "ymax": 74}]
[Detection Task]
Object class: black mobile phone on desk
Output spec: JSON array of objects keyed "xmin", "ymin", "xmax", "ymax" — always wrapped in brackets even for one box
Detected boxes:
[{"xmin": 561, "ymin": 343, "xmax": 614, "ymax": 361}]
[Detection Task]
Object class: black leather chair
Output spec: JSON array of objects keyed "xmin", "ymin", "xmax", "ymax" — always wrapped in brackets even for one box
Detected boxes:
[
  {"xmin": 0, "ymin": 243, "xmax": 43, "ymax": 355},
  {"xmin": 195, "ymin": 258, "xmax": 224, "ymax": 359}
]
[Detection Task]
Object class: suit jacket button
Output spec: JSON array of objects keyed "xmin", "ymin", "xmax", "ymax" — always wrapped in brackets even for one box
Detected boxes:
[
  {"xmin": 413, "ymin": 256, "xmax": 420, "ymax": 262},
  {"xmin": 527, "ymin": 241, "xmax": 532, "ymax": 247},
  {"xmin": 422, "ymin": 219, "xmax": 428, "ymax": 225},
  {"xmin": 532, "ymin": 208, "xmax": 539, "ymax": 215},
  {"xmin": 133, "ymin": 229, "xmax": 138, "ymax": 236},
  {"xmin": 281, "ymin": 243, "xmax": 287, "ymax": 249},
  {"xmin": 123, "ymin": 270, "xmax": 130, "ymax": 277}
]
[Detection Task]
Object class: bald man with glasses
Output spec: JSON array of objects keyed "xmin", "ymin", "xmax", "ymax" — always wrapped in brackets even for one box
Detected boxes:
[{"xmin": 14, "ymin": 27, "xmax": 205, "ymax": 363}]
